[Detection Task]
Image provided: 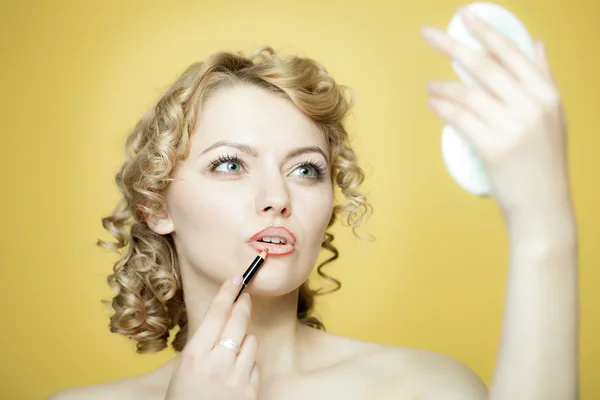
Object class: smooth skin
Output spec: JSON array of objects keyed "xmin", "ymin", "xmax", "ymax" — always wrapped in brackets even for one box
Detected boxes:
[
  {"xmin": 423, "ymin": 8, "xmax": 577, "ymax": 399},
  {"xmin": 164, "ymin": 278, "xmax": 260, "ymax": 400},
  {"xmin": 48, "ymin": 8, "xmax": 577, "ymax": 400}
]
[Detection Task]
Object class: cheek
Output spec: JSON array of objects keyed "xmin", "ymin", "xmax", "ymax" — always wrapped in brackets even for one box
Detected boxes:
[
  {"xmin": 168, "ymin": 183, "xmax": 246, "ymax": 249},
  {"xmin": 166, "ymin": 182, "xmax": 252, "ymax": 282},
  {"xmin": 300, "ymin": 186, "xmax": 334, "ymax": 248}
]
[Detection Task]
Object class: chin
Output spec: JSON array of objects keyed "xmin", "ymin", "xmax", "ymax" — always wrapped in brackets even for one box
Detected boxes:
[{"xmin": 243, "ymin": 266, "xmax": 307, "ymax": 297}]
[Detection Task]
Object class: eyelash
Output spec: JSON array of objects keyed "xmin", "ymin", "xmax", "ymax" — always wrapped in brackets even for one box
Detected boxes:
[
  {"xmin": 208, "ymin": 153, "xmax": 247, "ymax": 171},
  {"xmin": 207, "ymin": 153, "xmax": 328, "ymax": 181}
]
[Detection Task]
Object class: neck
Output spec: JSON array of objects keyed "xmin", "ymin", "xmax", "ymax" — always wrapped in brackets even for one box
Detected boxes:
[{"xmin": 180, "ymin": 271, "xmax": 313, "ymax": 380}]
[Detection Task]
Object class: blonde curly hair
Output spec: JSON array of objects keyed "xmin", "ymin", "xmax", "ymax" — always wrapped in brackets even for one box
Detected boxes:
[{"xmin": 98, "ymin": 46, "xmax": 372, "ymax": 354}]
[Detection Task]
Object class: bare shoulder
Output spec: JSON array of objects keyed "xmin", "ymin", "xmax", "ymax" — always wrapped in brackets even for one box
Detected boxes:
[
  {"xmin": 46, "ymin": 357, "xmax": 177, "ymax": 400},
  {"xmin": 358, "ymin": 342, "xmax": 488, "ymax": 399},
  {"xmin": 46, "ymin": 384, "xmax": 118, "ymax": 400},
  {"xmin": 385, "ymin": 347, "xmax": 486, "ymax": 398},
  {"xmin": 46, "ymin": 374, "xmax": 164, "ymax": 400},
  {"xmin": 312, "ymin": 330, "xmax": 487, "ymax": 399}
]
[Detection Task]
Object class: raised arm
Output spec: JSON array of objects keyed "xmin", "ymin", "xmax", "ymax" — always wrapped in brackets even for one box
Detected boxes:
[
  {"xmin": 422, "ymin": 8, "xmax": 578, "ymax": 399},
  {"xmin": 490, "ymin": 198, "xmax": 578, "ymax": 398}
]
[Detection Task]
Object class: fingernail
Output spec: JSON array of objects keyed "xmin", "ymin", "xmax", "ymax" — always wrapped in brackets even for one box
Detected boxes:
[
  {"xmin": 540, "ymin": 41, "xmax": 547, "ymax": 56},
  {"xmin": 426, "ymin": 82, "xmax": 439, "ymax": 92},
  {"xmin": 421, "ymin": 27, "xmax": 441, "ymax": 42},
  {"xmin": 428, "ymin": 98, "xmax": 442, "ymax": 109},
  {"xmin": 232, "ymin": 274, "xmax": 243, "ymax": 285},
  {"xmin": 461, "ymin": 8, "xmax": 476, "ymax": 21}
]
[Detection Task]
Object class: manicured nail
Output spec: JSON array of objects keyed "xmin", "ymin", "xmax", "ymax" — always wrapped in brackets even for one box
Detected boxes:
[
  {"xmin": 428, "ymin": 98, "xmax": 443, "ymax": 110},
  {"xmin": 421, "ymin": 27, "xmax": 442, "ymax": 43},
  {"xmin": 232, "ymin": 274, "xmax": 243, "ymax": 285},
  {"xmin": 426, "ymin": 82, "xmax": 439, "ymax": 92},
  {"xmin": 461, "ymin": 8, "xmax": 476, "ymax": 22},
  {"xmin": 539, "ymin": 40, "xmax": 547, "ymax": 56}
]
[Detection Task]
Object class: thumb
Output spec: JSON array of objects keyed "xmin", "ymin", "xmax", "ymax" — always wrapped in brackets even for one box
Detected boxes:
[
  {"xmin": 534, "ymin": 39, "xmax": 567, "ymax": 128},
  {"xmin": 534, "ymin": 39, "xmax": 555, "ymax": 84},
  {"xmin": 250, "ymin": 362, "xmax": 261, "ymax": 391}
]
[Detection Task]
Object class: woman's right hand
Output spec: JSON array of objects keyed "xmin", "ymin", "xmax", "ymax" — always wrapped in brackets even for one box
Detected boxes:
[{"xmin": 164, "ymin": 275, "xmax": 260, "ymax": 400}]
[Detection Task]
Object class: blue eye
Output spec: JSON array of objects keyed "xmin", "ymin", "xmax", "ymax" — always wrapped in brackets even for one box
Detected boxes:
[
  {"xmin": 215, "ymin": 160, "xmax": 243, "ymax": 172},
  {"xmin": 209, "ymin": 154, "xmax": 246, "ymax": 174},
  {"xmin": 208, "ymin": 154, "xmax": 328, "ymax": 181},
  {"xmin": 291, "ymin": 161, "xmax": 327, "ymax": 181},
  {"xmin": 292, "ymin": 165, "xmax": 317, "ymax": 177}
]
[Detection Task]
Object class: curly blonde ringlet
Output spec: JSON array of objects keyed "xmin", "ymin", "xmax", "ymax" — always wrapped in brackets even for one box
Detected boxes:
[{"xmin": 98, "ymin": 46, "xmax": 373, "ymax": 354}]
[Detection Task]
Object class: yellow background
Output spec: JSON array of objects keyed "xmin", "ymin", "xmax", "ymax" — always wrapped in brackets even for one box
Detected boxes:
[{"xmin": 1, "ymin": 0, "xmax": 598, "ymax": 398}]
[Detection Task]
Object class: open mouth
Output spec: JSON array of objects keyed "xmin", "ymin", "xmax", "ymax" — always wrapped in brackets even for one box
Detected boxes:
[
  {"xmin": 257, "ymin": 237, "xmax": 287, "ymax": 245},
  {"xmin": 248, "ymin": 240, "xmax": 295, "ymax": 255},
  {"xmin": 248, "ymin": 226, "xmax": 296, "ymax": 256}
]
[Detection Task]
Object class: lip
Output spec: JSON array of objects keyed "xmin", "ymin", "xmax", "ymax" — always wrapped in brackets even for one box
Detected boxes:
[{"xmin": 248, "ymin": 226, "xmax": 296, "ymax": 256}]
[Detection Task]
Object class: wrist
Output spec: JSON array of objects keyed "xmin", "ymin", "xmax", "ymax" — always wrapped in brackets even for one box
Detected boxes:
[
  {"xmin": 494, "ymin": 170, "xmax": 574, "ymax": 229},
  {"xmin": 503, "ymin": 204, "xmax": 577, "ymax": 248}
]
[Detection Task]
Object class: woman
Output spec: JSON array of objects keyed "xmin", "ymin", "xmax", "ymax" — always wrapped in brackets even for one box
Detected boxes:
[{"xmin": 49, "ymin": 8, "xmax": 578, "ymax": 400}]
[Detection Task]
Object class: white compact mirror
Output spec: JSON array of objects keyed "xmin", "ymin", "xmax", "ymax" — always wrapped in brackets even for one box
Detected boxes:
[{"xmin": 441, "ymin": 2, "xmax": 535, "ymax": 196}]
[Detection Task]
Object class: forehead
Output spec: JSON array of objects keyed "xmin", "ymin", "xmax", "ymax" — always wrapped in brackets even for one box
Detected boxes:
[{"xmin": 192, "ymin": 84, "xmax": 329, "ymax": 153}]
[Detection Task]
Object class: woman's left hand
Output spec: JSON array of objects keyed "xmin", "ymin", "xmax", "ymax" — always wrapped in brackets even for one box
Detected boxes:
[{"xmin": 422, "ymin": 8, "xmax": 572, "ymax": 223}]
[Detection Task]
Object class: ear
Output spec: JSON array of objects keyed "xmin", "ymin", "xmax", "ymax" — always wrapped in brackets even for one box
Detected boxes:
[{"xmin": 145, "ymin": 207, "xmax": 175, "ymax": 235}]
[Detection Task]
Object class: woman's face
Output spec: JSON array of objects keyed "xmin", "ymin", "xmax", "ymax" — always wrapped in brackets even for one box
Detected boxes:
[{"xmin": 150, "ymin": 84, "xmax": 334, "ymax": 296}]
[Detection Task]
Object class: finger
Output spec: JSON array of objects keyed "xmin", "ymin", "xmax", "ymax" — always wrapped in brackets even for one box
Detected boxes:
[
  {"xmin": 250, "ymin": 362, "xmax": 261, "ymax": 392},
  {"xmin": 209, "ymin": 292, "xmax": 252, "ymax": 364},
  {"xmin": 534, "ymin": 40, "xmax": 568, "ymax": 129},
  {"xmin": 534, "ymin": 40, "xmax": 554, "ymax": 84},
  {"xmin": 421, "ymin": 26, "xmax": 531, "ymax": 107},
  {"xmin": 459, "ymin": 10, "xmax": 554, "ymax": 100},
  {"xmin": 428, "ymin": 97, "xmax": 491, "ymax": 152},
  {"xmin": 426, "ymin": 81, "xmax": 510, "ymax": 127},
  {"xmin": 185, "ymin": 275, "xmax": 244, "ymax": 355},
  {"xmin": 228, "ymin": 334, "xmax": 258, "ymax": 384}
]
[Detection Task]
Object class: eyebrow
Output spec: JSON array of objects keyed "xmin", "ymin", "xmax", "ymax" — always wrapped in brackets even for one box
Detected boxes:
[{"xmin": 199, "ymin": 140, "xmax": 329, "ymax": 163}]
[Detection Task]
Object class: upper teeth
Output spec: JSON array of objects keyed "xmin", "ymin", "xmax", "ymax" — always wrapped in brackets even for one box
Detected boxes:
[{"xmin": 259, "ymin": 236, "xmax": 287, "ymax": 244}]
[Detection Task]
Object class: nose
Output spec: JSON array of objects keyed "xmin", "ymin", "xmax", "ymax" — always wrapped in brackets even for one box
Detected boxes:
[{"xmin": 255, "ymin": 176, "xmax": 292, "ymax": 219}]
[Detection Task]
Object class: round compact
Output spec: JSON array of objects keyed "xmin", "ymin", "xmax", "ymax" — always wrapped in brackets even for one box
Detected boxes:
[{"xmin": 440, "ymin": 2, "xmax": 535, "ymax": 196}]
